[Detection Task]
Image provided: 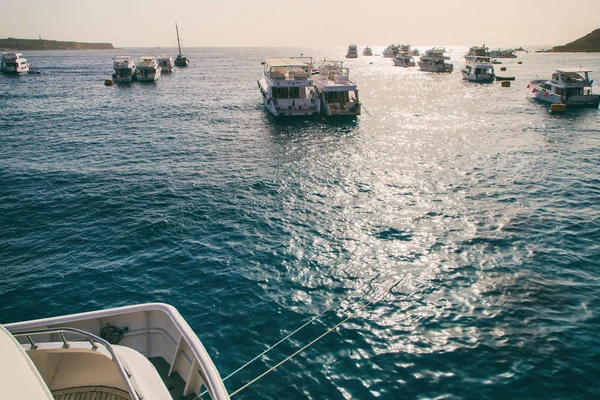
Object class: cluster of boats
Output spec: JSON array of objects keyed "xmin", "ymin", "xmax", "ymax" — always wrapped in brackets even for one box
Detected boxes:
[
  {"xmin": 257, "ymin": 45, "xmax": 598, "ymax": 117},
  {"xmin": 111, "ymin": 23, "xmax": 189, "ymax": 83},
  {"xmin": 258, "ymin": 57, "xmax": 360, "ymax": 117}
]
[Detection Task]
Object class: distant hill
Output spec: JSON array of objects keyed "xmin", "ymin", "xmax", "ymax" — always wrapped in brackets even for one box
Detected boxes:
[
  {"xmin": 550, "ymin": 29, "xmax": 600, "ymax": 52},
  {"xmin": 0, "ymin": 38, "xmax": 114, "ymax": 50}
]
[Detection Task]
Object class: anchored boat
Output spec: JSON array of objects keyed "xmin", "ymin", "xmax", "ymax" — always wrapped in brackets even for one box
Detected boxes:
[
  {"xmin": 346, "ymin": 44, "xmax": 358, "ymax": 58},
  {"xmin": 174, "ymin": 23, "xmax": 189, "ymax": 67},
  {"xmin": 393, "ymin": 52, "xmax": 416, "ymax": 67},
  {"xmin": 314, "ymin": 61, "xmax": 361, "ymax": 117},
  {"xmin": 1, "ymin": 303, "xmax": 229, "ymax": 400},
  {"xmin": 362, "ymin": 46, "xmax": 373, "ymax": 56},
  {"xmin": 136, "ymin": 56, "xmax": 162, "ymax": 81},
  {"xmin": 258, "ymin": 57, "xmax": 320, "ymax": 117},
  {"xmin": 157, "ymin": 56, "xmax": 174, "ymax": 73},
  {"xmin": 1, "ymin": 52, "xmax": 30, "ymax": 74},
  {"xmin": 418, "ymin": 48, "xmax": 453, "ymax": 73},
  {"xmin": 528, "ymin": 68, "xmax": 599, "ymax": 106},
  {"xmin": 112, "ymin": 56, "xmax": 137, "ymax": 83},
  {"xmin": 461, "ymin": 55, "xmax": 495, "ymax": 83},
  {"xmin": 382, "ymin": 44, "xmax": 400, "ymax": 58}
]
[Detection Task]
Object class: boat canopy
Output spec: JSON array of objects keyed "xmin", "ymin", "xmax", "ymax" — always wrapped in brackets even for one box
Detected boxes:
[
  {"xmin": 556, "ymin": 68, "xmax": 593, "ymax": 73},
  {"xmin": 0, "ymin": 325, "xmax": 54, "ymax": 399},
  {"xmin": 2, "ymin": 53, "xmax": 23, "ymax": 60},
  {"xmin": 265, "ymin": 58, "xmax": 311, "ymax": 68}
]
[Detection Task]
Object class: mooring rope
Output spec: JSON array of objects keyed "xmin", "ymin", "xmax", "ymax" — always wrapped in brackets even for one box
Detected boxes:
[
  {"xmin": 223, "ymin": 272, "xmax": 380, "ymax": 382},
  {"xmin": 194, "ymin": 273, "xmax": 381, "ymax": 399},
  {"xmin": 228, "ymin": 275, "xmax": 405, "ymax": 397}
]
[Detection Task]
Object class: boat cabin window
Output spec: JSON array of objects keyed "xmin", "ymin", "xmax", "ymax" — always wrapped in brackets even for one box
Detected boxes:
[
  {"xmin": 565, "ymin": 88, "xmax": 583, "ymax": 96},
  {"xmin": 325, "ymin": 91, "xmax": 349, "ymax": 102},
  {"xmin": 562, "ymin": 72, "xmax": 583, "ymax": 82},
  {"xmin": 272, "ymin": 87, "xmax": 300, "ymax": 99}
]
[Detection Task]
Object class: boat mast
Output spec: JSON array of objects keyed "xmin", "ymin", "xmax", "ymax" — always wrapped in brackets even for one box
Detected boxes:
[{"xmin": 176, "ymin": 22, "xmax": 182, "ymax": 56}]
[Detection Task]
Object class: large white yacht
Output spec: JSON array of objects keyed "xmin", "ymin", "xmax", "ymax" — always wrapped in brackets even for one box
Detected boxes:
[
  {"xmin": 382, "ymin": 44, "xmax": 399, "ymax": 58},
  {"xmin": 461, "ymin": 53, "xmax": 495, "ymax": 83},
  {"xmin": 528, "ymin": 68, "xmax": 599, "ymax": 106},
  {"xmin": 258, "ymin": 57, "xmax": 320, "ymax": 116},
  {"xmin": 1, "ymin": 52, "xmax": 30, "ymax": 73},
  {"xmin": 136, "ymin": 56, "xmax": 162, "ymax": 82},
  {"xmin": 393, "ymin": 52, "xmax": 416, "ymax": 67},
  {"xmin": 314, "ymin": 61, "xmax": 361, "ymax": 117},
  {"xmin": 157, "ymin": 56, "xmax": 174, "ymax": 73},
  {"xmin": 0, "ymin": 303, "xmax": 229, "ymax": 399},
  {"xmin": 112, "ymin": 56, "xmax": 137, "ymax": 83},
  {"xmin": 464, "ymin": 45, "xmax": 489, "ymax": 60},
  {"xmin": 418, "ymin": 48, "xmax": 453, "ymax": 73},
  {"xmin": 346, "ymin": 44, "xmax": 358, "ymax": 58}
]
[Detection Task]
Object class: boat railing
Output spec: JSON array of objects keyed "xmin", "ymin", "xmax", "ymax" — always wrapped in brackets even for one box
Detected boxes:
[
  {"xmin": 5, "ymin": 303, "xmax": 230, "ymax": 400},
  {"xmin": 12, "ymin": 327, "xmax": 142, "ymax": 400}
]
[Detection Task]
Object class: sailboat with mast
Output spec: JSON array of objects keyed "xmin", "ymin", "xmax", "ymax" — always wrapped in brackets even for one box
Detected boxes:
[{"xmin": 174, "ymin": 22, "xmax": 189, "ymax": 67}]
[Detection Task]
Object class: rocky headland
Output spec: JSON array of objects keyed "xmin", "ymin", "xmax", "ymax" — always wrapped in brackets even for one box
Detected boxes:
[
  {"xmin": 0, "ymin": 38, "xmax": 114, "ymax": 51},
  {"xmin": 550, "ymin": 28, "xmax": 600, "ymax": 52}
]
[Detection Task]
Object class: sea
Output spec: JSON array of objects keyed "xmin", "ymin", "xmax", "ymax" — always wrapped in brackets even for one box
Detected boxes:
[{"xmin": 1, "ymin": 46, "xmax": 600, "ymax": 399}]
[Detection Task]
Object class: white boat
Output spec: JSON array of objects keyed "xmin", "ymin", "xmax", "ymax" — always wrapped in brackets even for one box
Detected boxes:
[
  {"xmin": 112, "ymin": 56, "xmax": 137, "ymax": 83},
  {"xmin": 346, "ymin": 44, "xmax": 358, "ymax": 58},
  {"xmin": 1, "ymin": 303, "xmax": 229, "ymax": 399},
  {"xmin": 461, "ymin": 54, "xmax": 495, "ymax": 83},
  {"xmin": 157, "ymin": 56, "xmax": 174, "ymax": 73},
  {"xmin": 464, "ymin": 45, "xmax": 489, "ymax": 60},
  {"xmin": 398, "ymin": 44, "xmax": 411, "ymax": 53},
  {"xmin": 314, "ymin": 61, "xmax": 361, "ymax": 117},
  {"xmin": 136, "ymin": 56, "xmax": 162, "ymax": 81},
  {"xmin": 418, "ymin": 48, "xmax": 453, "ymax": 73},
  {"xmin": 1, "ymin": 52, "xmax": 30, "ymax": 73},
  {"xmin": 393, "ymin": 52, "xmax": 416, "ymax": 67},
  {"xmin": 362, "ymin": 46, "xmax": 373, "ymax": 56},
  {"xmin": 528, "ymin": 68, "xmax": 600, "ymax": 106},
  {"xmin": 489, "ymin": 48, "xmax": 517, "ymax": 58},
  {"xmin": 382, "ymin": 44, "xmax": 399, "ymax": 58},
  {"xmin": 174, "ymin": 22, "xmax": 190, "ymax": 67},
  {"xmin": 258, "ymin": 57, "xmax": 320, "ymax": 117}
]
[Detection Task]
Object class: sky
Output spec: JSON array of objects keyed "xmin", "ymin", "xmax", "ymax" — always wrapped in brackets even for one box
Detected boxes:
[{"xmin": 1, "ymin": 0, "xmax": 599, "ymax": 48}]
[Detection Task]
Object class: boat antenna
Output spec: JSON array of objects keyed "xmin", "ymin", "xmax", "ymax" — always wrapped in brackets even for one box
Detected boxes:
[
  {"xmin": 176, "ymin": 22, "xmax": 182, "ymax": 56},
  {"xmin": 228, "ymin": 276, "xmax": 406, "ymax": 397}
]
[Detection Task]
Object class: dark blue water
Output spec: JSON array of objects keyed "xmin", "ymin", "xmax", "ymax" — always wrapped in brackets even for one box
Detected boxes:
[{"xmin": 1, "ymin": 47, "xmax": 600, "ymax": 399}]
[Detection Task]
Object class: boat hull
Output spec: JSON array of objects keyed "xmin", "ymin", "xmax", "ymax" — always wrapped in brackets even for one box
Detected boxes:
[
  {"xmin": 418, "ymin": 62, "xmax": 453, "ymax": 73},
  {"xmin": 258, "ymin": 78, "xmax": 320, "ymax": 117},
  {"xmin": 112, "ymin": 68, "xmax": 137, "ymax": 83},
  {"xmin": 137, "ymin": 67, "xmax": 162, "ymax": 81},
  {"xmin": 394, "ymin": 59, "xmax": 416, "ymax": 67},
  {"xmin": 1, "ymin": 64, "xmax": 30, "ymax": 74},
  {"xmin": 321, "ymin": 101, "xmax": 361, "ymax": 117},
  {"xmin": 461, "ymin": 71, "xmax": 495, "ymax": 83},
  {"xmin": 533, "ymin": 91, "xmax": 600, "ymax": 106}
]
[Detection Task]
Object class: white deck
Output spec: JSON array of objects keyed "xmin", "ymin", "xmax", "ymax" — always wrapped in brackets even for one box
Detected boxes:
[{"xmin": 0, "ymin": 325, "xmax": 54, "ymax": 399}]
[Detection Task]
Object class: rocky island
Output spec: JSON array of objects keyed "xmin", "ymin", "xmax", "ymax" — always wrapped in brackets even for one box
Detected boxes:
[
  {"xmin": 549, "ymin": 28, "xmax": 600, "ymax": 52},
  {"xmin": 0, "ymin": 37, "xmax": 114, "ymax": 50}
]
